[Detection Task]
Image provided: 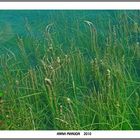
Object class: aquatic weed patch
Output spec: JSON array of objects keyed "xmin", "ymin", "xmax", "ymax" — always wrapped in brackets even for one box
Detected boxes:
[{"xmin": 0, "ymin": 10, "xmax": 140, "ymax": 130}]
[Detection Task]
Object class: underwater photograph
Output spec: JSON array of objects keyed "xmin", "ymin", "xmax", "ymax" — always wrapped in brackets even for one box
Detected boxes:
[{"xmin": 0, "ymin": 10, "xmax": 140, "ymax": 130}]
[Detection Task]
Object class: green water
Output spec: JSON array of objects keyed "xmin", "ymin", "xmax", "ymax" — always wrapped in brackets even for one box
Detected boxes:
[
  {"xmin": 0, "ymin": 10, "xmax": 139, "ymax": 65},
  {"xmin": 0, "ymin": 10, "xmax": 139, "ymax": 44}
]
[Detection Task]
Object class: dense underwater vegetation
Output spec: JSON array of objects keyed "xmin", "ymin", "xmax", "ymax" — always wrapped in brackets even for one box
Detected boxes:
[{"xmin": 0, "ymin": 10, "xmax": 140, "ymax": 130}]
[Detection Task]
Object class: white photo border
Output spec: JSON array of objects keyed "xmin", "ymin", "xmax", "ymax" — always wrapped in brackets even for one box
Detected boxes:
[
  {"xmin": 0, "ymin": 2, "xmax": 140, "ymax": 139},
  {"xmin": 0, "ymin": 2, "xmax": 139, "ymax": 9}
]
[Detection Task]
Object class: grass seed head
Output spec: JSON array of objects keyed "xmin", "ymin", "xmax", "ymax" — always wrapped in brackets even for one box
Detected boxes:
[
  {"xmin": 41, "ymin": 60, "xmax": 46, "ymax": 67},
  {"xmin": 6, "ymin": 115, "xmax": 10, "ymax": 119},
  {"xmin": 48, "ymin": 46, "xmax": 53, "ymax": 52},
  {"xmin": 60, "ymin": 105, "xmax": 63, "ymax": 115},
  {"xmin": 57, "ymin": 57, "xmax": 61, "ymax": 64},
  {"xmin": 116, "ymin": 101, "xmax": 120, "ymax": 108},
  {"xmin": 48, "ymin": 65, "xmax": 54, "ymax": 70},
  {"xmin": 65, "ymin": 55, "xmax": 70, "ymax": 64},
  {"xmin": 67, "ymin": 98, "xmax": 71, "ymax": 104},
  {"xmin": 94, "ymin": 58, "xmax": 98, "ymax": 68},
  {"xmin": 106, "ymin": 69, "xmax": 111, "ymax": 89},
  {"xmin": 107, "ymin": 69, "xmax": 111, "ymax": 77},
  {"xmin": 65, "ymin": 55, "xmax": 68, "ymax": 58},
  {"xmin": 15, "ymin": 80, "xmax": 19, "ymax": 86},
  {"xmin": 122, "ymin": 55, "xmax": 125, "ymax": 63},
  {"xmin": 45, "ymin": 77, "xmax": 52, "ymax": 87},
  {"xmin": 91, "ymin": 58, "xmax": 98, "ymax": 73}
]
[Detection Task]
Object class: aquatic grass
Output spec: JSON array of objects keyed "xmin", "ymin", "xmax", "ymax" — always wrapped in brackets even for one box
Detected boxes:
[{"xmin": 0, "ymin": 10, "xmax": 140, "ymax": 130}]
